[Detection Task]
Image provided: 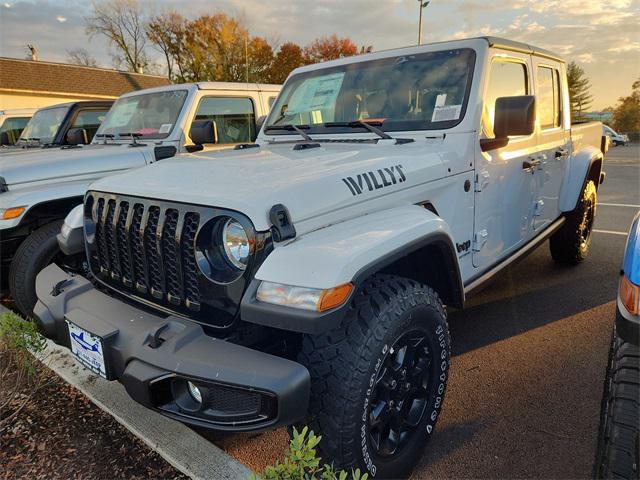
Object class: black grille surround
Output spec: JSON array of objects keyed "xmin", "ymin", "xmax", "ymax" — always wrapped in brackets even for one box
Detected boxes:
[{"xmin": 84, "ymin": 191, "xmax": 272, "ymax": 329}]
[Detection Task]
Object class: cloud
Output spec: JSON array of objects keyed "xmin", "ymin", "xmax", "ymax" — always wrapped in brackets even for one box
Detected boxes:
[{"xmin": 56, "ymin": 15, "xmax": 66, "ymax": 22}]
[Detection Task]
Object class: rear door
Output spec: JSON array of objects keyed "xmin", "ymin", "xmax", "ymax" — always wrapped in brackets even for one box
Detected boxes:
[
  {"xmin": 67, "ymin": 109, "xmax": 109, "ymax": 144},
  {"xmin": 531, "ymin": 59, "xmax": 569, "ymax": 230},
  {"xmin": 192, "ymin": 95, "xmax": 258, "ymax": 150},
  {"xmin": 473, "ymin": 53, "xmax": 538, "ymax": 269}
]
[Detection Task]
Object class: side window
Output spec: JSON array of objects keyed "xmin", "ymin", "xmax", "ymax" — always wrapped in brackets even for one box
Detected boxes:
[
  {"xmin": 72, "ymin": 110, "xmax": 107, "ymax": 142},
  {"xmin": 0, "ymin": 117, "xmax": 30, "ymax": 144},
  {"xmin": 537, "ymin": 66, "xmax": 561, "ymax": 129},
  {"xmin": 268, "ymin": 96, "xmax": 277, "ymax": 108},
  {"xmin": 195, "ymin": 97, "xmax": 256, "ymax": 144},
  {"xmin": 484, "ymin": 60, "xmax": 528, "ymax": 135}
]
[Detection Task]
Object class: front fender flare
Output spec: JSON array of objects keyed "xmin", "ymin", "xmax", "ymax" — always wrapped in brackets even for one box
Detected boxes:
[{"xmin": 241, "ymin": 205, "xmax": 463, "ymax": 334}]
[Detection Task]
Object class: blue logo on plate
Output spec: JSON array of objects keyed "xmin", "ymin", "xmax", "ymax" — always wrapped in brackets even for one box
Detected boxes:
[{"xmin": 71, "ymin": 331, "xmax": 99, "ymax": 352}]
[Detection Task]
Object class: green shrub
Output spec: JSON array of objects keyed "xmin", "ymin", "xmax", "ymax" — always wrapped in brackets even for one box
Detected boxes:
[
  {"xmin": 0, "ymin": 312, "xmax": 46, "ymax": 373},
  {"xmin": 252, "ymin": 427, "xmax": 368, "ymax": 480}
]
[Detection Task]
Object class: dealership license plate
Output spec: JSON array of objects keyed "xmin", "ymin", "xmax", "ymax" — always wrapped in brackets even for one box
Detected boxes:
[{"xmin": 66, "ymin": 321, "xmax": 107, "ymax": 379}]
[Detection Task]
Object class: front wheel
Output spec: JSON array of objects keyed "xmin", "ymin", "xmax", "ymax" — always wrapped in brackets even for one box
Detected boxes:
[
  {"xmin": 549, "ymin": 180, "xmax": 597, "ymax": 264},
  {"xmin": 298, "ymin": 275, "xmax": 451, "ymax": 478},
  {"xmin": 9, "ymin": 221, "xmax": 84, "ymax": 317}
]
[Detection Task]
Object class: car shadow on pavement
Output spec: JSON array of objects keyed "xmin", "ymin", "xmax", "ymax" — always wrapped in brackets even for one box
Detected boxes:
[{"xmin": 448, "ymin": 242, "xmax": 621, "ymax": 357}]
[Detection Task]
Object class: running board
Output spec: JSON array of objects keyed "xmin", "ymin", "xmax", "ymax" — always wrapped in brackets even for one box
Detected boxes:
[{"xmin": 464, "ymin": 217, "xmax": 566, "ymax": 296}]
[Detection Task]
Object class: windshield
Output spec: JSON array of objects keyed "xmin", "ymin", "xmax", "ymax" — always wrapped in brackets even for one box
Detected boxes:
[
  {"xmin": 266, "ymin": 48, "xmax": 476, "ymax": 134},
  {"xmin": 18, "ymin": 106, "xmax": 69, "ymax": 144},
  {"xmin": 95, "ymin": 90, "xmax": 188, "ymax": 140}
]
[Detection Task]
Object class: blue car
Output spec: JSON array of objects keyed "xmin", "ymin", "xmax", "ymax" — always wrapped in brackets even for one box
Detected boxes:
[{"xmin": 595, "ymin": 211, "xmax": 640, "ymax": 479}]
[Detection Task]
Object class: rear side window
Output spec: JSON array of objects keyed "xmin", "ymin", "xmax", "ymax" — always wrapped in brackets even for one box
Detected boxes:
[
  {"xmin": 537, "ymin": 66, "xmax": 562, "ymax": 129},
  {"xmin": 71, "ymin": 110, "xmax": 108, "ymax": 142},
  {"xmin": 485, "ymin": 60, "xmax": 528, "ymax": 134},
  {"xmin": 195, "ymin": 97, "xmax": 256, "ymax": 144},
  {"xmin": 0, "ymin": 117, "xmax": 30, "ymax": 144}
]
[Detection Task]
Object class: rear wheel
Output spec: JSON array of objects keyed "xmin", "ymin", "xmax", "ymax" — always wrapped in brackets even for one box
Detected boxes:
[
  {"xmin": 9, "ymin": 221, "xmax": 84, "ymax": 317},
  {"xmin": 550, "ymin": 179, "xmax": 597, "ymax": 264},
  {"xmin": 297, "ymin": 275, "xmax": 450, "ymax": 478}
]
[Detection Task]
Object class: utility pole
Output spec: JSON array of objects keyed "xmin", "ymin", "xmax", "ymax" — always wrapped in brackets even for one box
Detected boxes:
[
  {"xmin": 417, "ymin": 1, "xmax": 430, "ymax": 45},
  {"xmin": 245, "ymin": 34, "xmax": 249, "ymax": 83}
]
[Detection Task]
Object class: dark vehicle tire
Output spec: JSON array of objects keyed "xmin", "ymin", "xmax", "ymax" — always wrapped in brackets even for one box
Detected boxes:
[
  {"xmin": 595, "ymin": 328, "xmax": 640, "ymax": 479},
  {"xmin": 550, "ymin": 179, "xmax": 597, "ymax": 264},
  {"xmin": 8, "ymin": 220, "xmax": 81, "ymax": 317},
  {"xmin": 297, "ymin": 274, "xmax": 450, "ymax": 479}
]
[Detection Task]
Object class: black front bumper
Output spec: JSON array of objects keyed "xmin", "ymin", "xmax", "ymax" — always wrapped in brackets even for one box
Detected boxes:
[{"xmin": 34, "ymin": 264, "xmax": 310, "ymax": 431}]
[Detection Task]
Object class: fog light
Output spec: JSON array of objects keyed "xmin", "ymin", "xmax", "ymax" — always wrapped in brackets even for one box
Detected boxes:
[{"xmin": 187, "ymin": 381, "xmax": 203, "ymax": 404}]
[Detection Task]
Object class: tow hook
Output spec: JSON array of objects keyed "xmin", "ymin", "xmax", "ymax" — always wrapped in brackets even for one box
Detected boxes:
[{"xmin": 51, "ymin": 278, "xmax": 73, "ymax": 297}]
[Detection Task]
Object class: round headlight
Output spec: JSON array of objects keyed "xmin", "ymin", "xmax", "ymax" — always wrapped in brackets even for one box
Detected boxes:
[{"xmin": 222, "ymin": 218, "xmax": 249, "ymax": 270}]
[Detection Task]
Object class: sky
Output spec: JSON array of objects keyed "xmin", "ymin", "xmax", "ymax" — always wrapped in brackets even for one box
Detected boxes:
[{"xmin": 1, "ymin": 0, "xmax": 639, "ymax": 110}]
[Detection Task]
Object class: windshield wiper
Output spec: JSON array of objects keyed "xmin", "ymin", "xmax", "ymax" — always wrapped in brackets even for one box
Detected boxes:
[
  {"xmin": 95, "ymin": 133, "xmax": 115, "ymax": 145},
  {"xmin": 264, "ymin": 124, "xmax": 314, "ymax": 142},
  {"xmin": 118, "ymin": 132, "xmax": 147, "ymax": 147},
  {"xmin": 323, "ymin": 121, "xmax": 413, "ymax": 144}
]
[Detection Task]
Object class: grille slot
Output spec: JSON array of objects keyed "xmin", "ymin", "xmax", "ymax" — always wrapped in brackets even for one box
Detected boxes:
[{"xmin": 87, "ymin": 194, "xmax": 202, "ymax": 312}]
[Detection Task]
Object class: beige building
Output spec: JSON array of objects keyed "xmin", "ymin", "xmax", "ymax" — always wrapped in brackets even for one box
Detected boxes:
[{"xmin": 0, "ymin": 57, "xmax": 170, "ymax": 110}]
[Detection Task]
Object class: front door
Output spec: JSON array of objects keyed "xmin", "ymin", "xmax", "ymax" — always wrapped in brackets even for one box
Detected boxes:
[{"xmin": 472, "ymin": 53, "xmax": 539, "ymax": 270}]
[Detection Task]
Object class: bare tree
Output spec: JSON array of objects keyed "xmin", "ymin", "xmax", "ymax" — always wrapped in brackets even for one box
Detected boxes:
[
  {"xmin": 86, "ymin": 0, "xmax": 148, "ymax": 73},
  {"xmin": 66, "ymin": 48, "xmax": 98, "ymax": 67}
]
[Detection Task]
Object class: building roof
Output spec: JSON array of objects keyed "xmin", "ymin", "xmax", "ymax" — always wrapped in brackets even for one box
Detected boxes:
[{"xmin": 0, "ymin": 57, "xmax": 170, "ymax": 98}]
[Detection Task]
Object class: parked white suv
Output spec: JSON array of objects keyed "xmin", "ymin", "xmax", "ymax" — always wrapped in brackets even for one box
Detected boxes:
[
  {"xmin": 35, "ymin": 37, "xmax": 607, "ymax": 478},
  {"xmin": 0, "ymin": 82, "xmax": 279, "ymax": 315}
]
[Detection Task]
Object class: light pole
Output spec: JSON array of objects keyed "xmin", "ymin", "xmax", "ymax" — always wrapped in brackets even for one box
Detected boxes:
[{"xmin": 417, "ymin": 1, "xmax": 430, "ymax": 45}]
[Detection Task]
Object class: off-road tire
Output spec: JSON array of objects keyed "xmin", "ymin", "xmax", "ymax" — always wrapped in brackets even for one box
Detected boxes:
[
  {"xmin": 297, "ymin": 274, "xmax": 450, "ymax": 479},
  {"xmin": 9, "ymin": 220, "xmax": 64, "ymax": 317},
  {"xmin": 595, "ymin": 329, "xmax": 640, "ymax": 479},
  {"xmin": 550, "ymin": 179, "xmax": 597, "ymax": 264}
]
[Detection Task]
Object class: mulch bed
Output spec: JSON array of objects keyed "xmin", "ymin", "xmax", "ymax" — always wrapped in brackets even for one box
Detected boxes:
[{"xmin": 0, "ymin": 357, "xmax": 187, "ymax": 480}]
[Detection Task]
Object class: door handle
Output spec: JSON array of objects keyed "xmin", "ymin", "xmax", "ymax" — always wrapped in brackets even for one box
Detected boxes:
[
  {"xmin": 555, "ymin": 148, "xmax": 569, "ymax": 159},
  {"xmin": 523, "ymin": 159, "xmax": 541, "ymax": 171}
]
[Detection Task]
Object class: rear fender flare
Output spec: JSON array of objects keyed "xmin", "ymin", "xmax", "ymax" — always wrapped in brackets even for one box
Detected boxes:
[{"xmin": 559, "ymin": 146, "xmax": 603, "ymax": 213}]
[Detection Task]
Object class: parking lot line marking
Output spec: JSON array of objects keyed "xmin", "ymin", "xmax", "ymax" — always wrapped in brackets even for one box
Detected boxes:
[
  {"xmin": 593, "ymin": 229, "xmax": 628, "ymax": 236},
  {"xmin": 597, "ymin": 203, "xmax": 640, "ymax": 208}
]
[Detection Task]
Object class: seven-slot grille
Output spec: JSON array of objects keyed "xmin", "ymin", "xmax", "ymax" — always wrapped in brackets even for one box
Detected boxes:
[{"xmin": 85, "ymin": 192, "xmax": 202, "ymax": 312}]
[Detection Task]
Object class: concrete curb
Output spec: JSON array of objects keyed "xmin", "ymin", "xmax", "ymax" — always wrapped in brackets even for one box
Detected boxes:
[{"xmin": 1, "ymin": 305, "xmax": 253, "ymax": 480}]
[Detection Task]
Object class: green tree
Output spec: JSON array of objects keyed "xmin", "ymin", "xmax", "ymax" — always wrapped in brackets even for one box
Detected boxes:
[
  {"xmin": 567, "ymin": 61, "xmax": 593, "ymax": 121},
  {"xmin": 612, "ymin": 78, "xmax": 640, "ymax": 133}
]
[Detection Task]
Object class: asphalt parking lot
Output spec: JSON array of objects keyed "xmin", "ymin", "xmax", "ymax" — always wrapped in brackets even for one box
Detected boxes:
[
  {"xmin": 214, "ymin": 145, "xmax": 640, "ymax": 478},
  {"xmin": 416, "ymin": 144, "xmax": 639, "ymax": 479}
]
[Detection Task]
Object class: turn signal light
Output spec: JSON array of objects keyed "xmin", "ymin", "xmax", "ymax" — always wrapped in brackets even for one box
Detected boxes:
[
  {"xmin": 620, "ymin": 274, "xmax": 639, "ymax": 316},
  {"xmin": 318, "ymin": 283, "xmax": 353, "ymax": 312},
  {"xmin": 1, "ymin": 207, "xmax": 25, "ymax": 220}
]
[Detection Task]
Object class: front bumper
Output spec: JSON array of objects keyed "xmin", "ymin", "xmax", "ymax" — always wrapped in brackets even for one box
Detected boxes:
[
  {"xmin": 616, "ymin": 296, "xmax": 640, "ymax": 346},
  {"xmin": 34, "ymin": 264, "xmax": 310, "ymax": 431}
]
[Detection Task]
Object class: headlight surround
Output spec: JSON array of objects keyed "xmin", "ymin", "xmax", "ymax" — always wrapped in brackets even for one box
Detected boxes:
[{"xmin": 195, "ymin": 215, "xmax": 254, "ymax": 284}]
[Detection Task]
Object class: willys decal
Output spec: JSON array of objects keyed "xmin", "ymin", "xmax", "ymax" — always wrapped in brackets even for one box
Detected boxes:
[{"xmin": 342, "ymin": 164, "xmax": 406, "ymax": 196}]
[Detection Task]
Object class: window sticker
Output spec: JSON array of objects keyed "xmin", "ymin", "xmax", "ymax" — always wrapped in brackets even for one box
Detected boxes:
[
  {"xmin": 158, "ymin": 123, "xmax": 172, "ymax": 134},
  {"xmin": 435, "ymin": 94, "xmax": 447, "ymax": 108},
  {"xmin": 110, "ymin": 101, "xmax": 138, "ymax": 127},
  {"xmin": 286, "ymin": 72, "xmax": 346, "ymax": 115},
  {"xmin": 432, "ymin": 105, "xmax": 462, "ymax": 122}
]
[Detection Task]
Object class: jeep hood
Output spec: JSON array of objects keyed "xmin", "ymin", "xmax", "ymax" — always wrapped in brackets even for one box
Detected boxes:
[
  {"xmin": 0, "ymin": 144, "xmax": 148, "ymax": 187},
  {"xmin": 89, "ymin": 141, "xmax": 450, "ymax": 233}
]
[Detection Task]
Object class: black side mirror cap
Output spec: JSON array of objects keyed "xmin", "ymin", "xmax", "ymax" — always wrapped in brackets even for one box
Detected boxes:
[
  {"xmin": 189, "ymin": 120, "xmax": 217, "ymax": 145},
  {"xmin": 494, "ymin": 95, "xmax": 536, "ymax": 139},
  {"xmin": 0, "ymin": 131, "xmax": 9, "ymax": 146},
  {"xmin": 66, "ymin": 127, "xmax": 88, "ymax": 145},
  {"xmin": 256, "ymin": 115, "xmax": 267, "ymax": 134}
]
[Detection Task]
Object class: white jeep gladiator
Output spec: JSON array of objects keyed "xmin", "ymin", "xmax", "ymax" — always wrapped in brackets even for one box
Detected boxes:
[
  {"xmin": 0, "ymin": 82, "xmax": 279, "ymax": 315},
  {"xmin": 34, "ymin": 37, "xmax": 607, "ymax": 478}
]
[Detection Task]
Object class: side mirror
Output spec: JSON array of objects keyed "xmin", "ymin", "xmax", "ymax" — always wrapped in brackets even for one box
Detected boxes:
[
  {"xmin": 189, "ymin": 120, "xmax": 218, "ymax": 145},
  {"xmin": 67, "ymin": 127, "xmax": 88, "ymax": 145},
  {"xmin": 481, "ymin": 95, "xmax": 535, "ymax": 152},
  {"xmin": 0, "ymin": 131, "xmax": 9, "ymax": 146}
]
